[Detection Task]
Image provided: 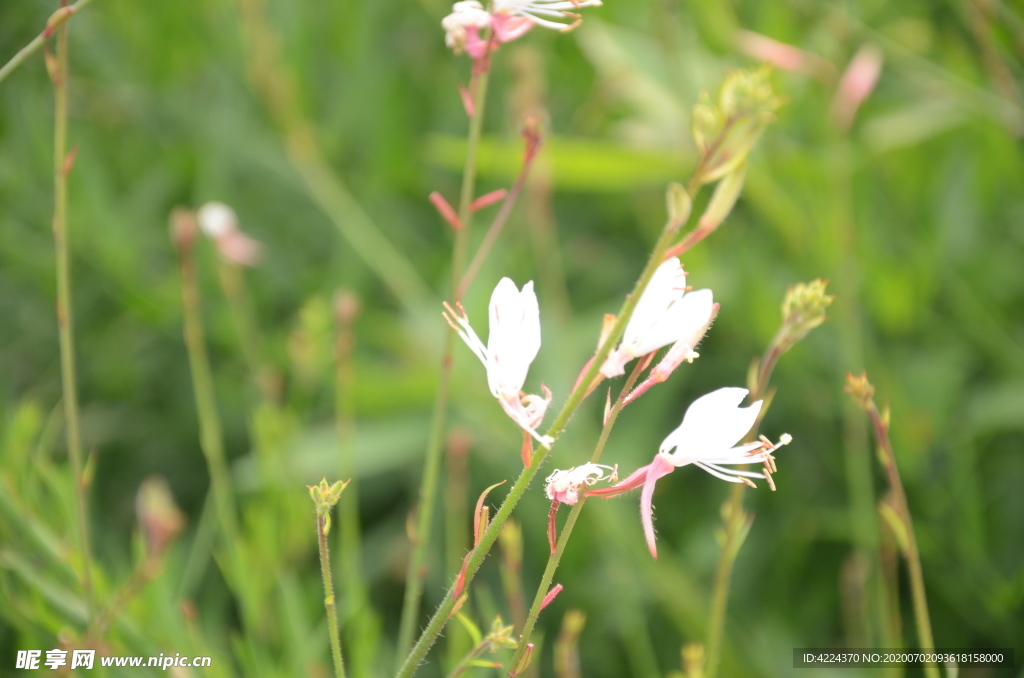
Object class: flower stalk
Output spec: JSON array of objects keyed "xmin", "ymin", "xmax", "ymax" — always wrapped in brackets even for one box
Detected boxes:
[
  {"xmin": 49, "ymin": 5, "xmax": 94, "ymax": 625},
  {"xmin": 310, "ymin": 479, "xmax": 351, "ymax": 678},
  {"xmin": 396, "ymin": 64, "xmax": 493, "ymax": 662},
  {"xmin": 704, "ymin": 281, "xmax": 832, "ymax": 678},
  {"xmin": 845, "ymin": 374, "xmax": 939, "ymax": 678}
]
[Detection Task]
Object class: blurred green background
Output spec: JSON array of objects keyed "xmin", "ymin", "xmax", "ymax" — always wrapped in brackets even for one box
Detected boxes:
[{"xmin": 2, "ymin": 0, "xmax": 1023, "ymax": 676}]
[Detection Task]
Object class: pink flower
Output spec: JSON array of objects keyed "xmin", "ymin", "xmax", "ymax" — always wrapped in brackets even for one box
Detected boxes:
[
  {"xmin": 587, "ymin": 387, "xmax": 791, "ymax": 558},
  {"xmin": 444, "ymin": 278, "xmax": 554, "ymax": 448}
]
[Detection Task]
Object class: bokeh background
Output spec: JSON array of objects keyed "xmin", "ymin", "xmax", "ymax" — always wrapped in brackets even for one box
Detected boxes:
[{"xmin": 2, "ymin": 0, "xmax": 1023, "ymax": 676}]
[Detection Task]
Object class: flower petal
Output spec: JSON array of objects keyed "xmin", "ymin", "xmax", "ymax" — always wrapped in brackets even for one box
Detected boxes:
[
  {"xmin": 640, "ymin": 454, "xmax": 675, "ymax": 559},
  {"xmin": 486, "ymin": 278, "xmax": 540, "ymax": 396},
  {"xmin": 660, "ymin": 387, "xmax": 762, "ymax": 465}
]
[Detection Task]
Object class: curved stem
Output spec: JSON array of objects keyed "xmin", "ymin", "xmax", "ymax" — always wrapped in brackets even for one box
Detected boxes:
[
  {"xmin": 51, "ymin": 5, "xmax": 94, "ymax": 625},
  {"xmin": 395, "ymin": 66, "xmax": 492, "ymax": 663}
]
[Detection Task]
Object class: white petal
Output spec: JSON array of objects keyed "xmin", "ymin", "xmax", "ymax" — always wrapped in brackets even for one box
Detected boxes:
[
  {"xmin": 196, "ymin": 202, "xmax": 238, "ymax": 238},
  {"xmin": 622, "ymin": 258, "xmax": 685, "ymax": 348},
  {"xmin": 631, "ymin": 288, "xmax": 714, "ymax": 356},
  {"xmin": 486, "ymin": 278, "xmax": 540, "ymax": 396},
  {"xmin": 660, "ymin": 387, "xmax": 762, "ymax": 465}
]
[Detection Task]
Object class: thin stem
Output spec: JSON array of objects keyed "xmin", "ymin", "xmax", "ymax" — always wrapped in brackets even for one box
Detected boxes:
[
  {"xmin": 178, "ymin": 241, "xmax": 240, "ymax": 549},
  {"xmin": 704, "ymin": 342, "xmax": 784, "ymax": 678},
  {"xmin": 866, "ymin": 403, "xmax": 938, "ymax": 678},
  {"xmin": 396, "ymin": 198, "xmax": 691, "ymax": 678},
  {"xmin": 51, "ymin": 5, "xmax": 94, "ymax": 625},
  {"xmin": 508, "ymin": 359, "xmax": 648, "ymax": 674},
  {"xmin": 318, "ymin": 513, "xmax": 347, "ymax": 678},
  {"xmin": 445, "ymin": 640, "xmax": 490, "ymax": 678},
  {"xmin": 217, "ymin": 263, "xmax": 275, "ymax": 402},
  {"xmin": 395, "ymin": 66, "xmax": 492, "ymax": 663},
  {"xmin": 457, "ymin": 132, "xmax": 540, "ymax": 298},
  {"xmin": 0, "ymin": 0, "xmax": 97, "ymax": 86}
]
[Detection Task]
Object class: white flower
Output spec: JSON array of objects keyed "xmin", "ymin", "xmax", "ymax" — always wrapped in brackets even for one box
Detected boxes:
[
  {"xmin": 545, "ymin": 463, "xmax": 617, "ymax": 505},
  {"xmin": 493, "ymin": 0, "xmax": 602, "ymax": 31},
  {"xmin": 587, "ymin": 386, "xmax": 791, "ymax": 559},
  {"xmin": 658, "ymin": 387, "xmax": 770, "ymax": 483},
  {"xmin": 444, "ymin": 278, "xmax": 553, "ymax": 448},
  {"xmin": 601, "ymin": 258, "xmax": 715, "ymax": 377},
  {"xmin": 442, "ymin": 1, "xmax": 491, "ymax": 52},
  {"xmin": 196, "ymin": 202, "xmax": 263, "ymax": 266}
]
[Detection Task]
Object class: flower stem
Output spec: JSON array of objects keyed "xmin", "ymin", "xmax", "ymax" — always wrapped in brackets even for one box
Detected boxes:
[
  {"xmin": 317, "ymin": 513, "xmax": 347, "ymax": 678},
  {"xmin": 0, "ymin": 0, "xmax": 97, "ymax": 85},
  {"xmin": 395, "ymin": 195, "xmax": 692, "ymax": 678},
  {"xmin": 507, "ymin": 359, "xmax": 648, "ymax": 675},
  {"xmin": 865, "ymin": 401, "xmax": 938, "ymax": 678},
  {"xmin": 395, "ymin": 66, "xmax": 492, "ymax": 663},
  {"xmin": 51, "ymin": 5, "xmax": 94, "ymax": 626},
  {"xmin": 704, "ymin": 342, "xmax": 783, "ymax": 678}
]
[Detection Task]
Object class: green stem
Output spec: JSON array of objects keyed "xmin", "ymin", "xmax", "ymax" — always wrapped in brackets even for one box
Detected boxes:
[
  {"xmin": 51, "ymin": 6, "xmax": 94, "ymax": 626},
  {"xmin": 396, "ymin": 199, "xmax": 689, "ymax": 678},
  {"xmin": 318, "ymin": 513, "xmax": 347, "ymax": 678},
  {"xmin": 507, "ymin": 358, "xmax": 648, "ymax": 674},
  {"xmin": 178, "ymin": 240, "xmax": 239, "ymax": 548},
  {"xmin": 866, "ymin": 404, "xmax": 938, "ymax": 678},
  {"xmin": 0, "ymin": 0, "xmax": 97, "ymax": 85},
  {"xmin": 395, "ymin": 66, "xmax": 492, "ymax": 663},
  {"xmin": 704, "ymin": 342, "xmax": 784, "ymax": 678},
  {"xmin": 445, "ymin": 640, "xmax": 490, "ymax": 678}
]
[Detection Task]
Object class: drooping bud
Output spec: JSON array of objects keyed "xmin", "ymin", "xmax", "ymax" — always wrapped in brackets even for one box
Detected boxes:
[{"xmin": 510, "ymin": 643, "xmax": 534, "ymax": 676}]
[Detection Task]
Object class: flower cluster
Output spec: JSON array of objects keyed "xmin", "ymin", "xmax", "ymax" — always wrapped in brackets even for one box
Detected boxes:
[{"xmin": 446, "ymin": 265, "xmax": 792, "ymax": 560}]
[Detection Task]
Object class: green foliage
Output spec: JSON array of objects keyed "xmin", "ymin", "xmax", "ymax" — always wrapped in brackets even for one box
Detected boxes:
[{"xmin": 2, "ymin": 0, "xmax": 1023, "ymax": 676}]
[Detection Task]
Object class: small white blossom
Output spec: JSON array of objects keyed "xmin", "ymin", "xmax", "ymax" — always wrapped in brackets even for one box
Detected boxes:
[
  {"xmin": 196, "ymin": 202, "xmax": 263, "ymax": 266},
  {"xmin": 545, "ymin": 463, "xmax": 617, "ymax": 505},
  {"xmin": 444, "ymin": 278, "xmax": 553, "ymax": 448},
  {"xmin": 658, "ymin": 387, "xmax": 768, "ymax": 482},
  {"xmin": 588, "ymin": 387, "xmax": 791, "ymax": 559},
  {"xmin": 602, "ymin": 258, "xmax": 714, "ymax": 377},
  {"xmin": 442, "ymin": 1, "xmax": 491, "ymax": 53}
]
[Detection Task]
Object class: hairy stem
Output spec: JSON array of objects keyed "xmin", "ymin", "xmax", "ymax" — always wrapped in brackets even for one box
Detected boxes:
[
  {"xmin": 508, "ymin": 359, "xmax": 648, "ymax": 674},
  {"xmin": 318, "ymin": 513, "xmax": 347, "ymax": 678}
]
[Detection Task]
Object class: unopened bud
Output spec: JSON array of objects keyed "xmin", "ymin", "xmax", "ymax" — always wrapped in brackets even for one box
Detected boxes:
[
  {"xmin": 307, "ymin": 477, "xmax": 350, "ymax": 514},
  {"xmin": 170, "ymin": 208, "xmax": 198, "ymax": 253},
  {"xmin": 485, "ymin": 616, "xmax": 519, "ymax": 651},
  {"xmin": 844, "ymin": 372, "xmax": 875, "ymax": 410},
  {"xmin": 778, "ymin": 279, "xmax": 833, "ymax": 349},
  {"xmin": 697, "ymin": 162, "xmax": 746, "ymax": 232},
  {"xmin": 334, "ymin": 289, "xmax": 361, "ymax": 324},
  {"xmin": 666, "ymin": 182, "xmax": 692, "ymax": 227},
  {"xmin": 510, "ymin": 643, "xmax": 534, "ymax": 676},
  {"xmin": 136, "ymin": 476, "xmax": 186, "ymax": 558}
]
